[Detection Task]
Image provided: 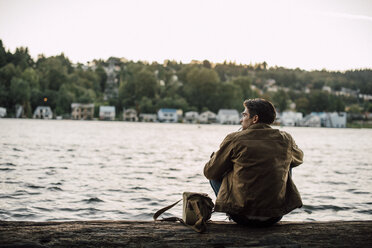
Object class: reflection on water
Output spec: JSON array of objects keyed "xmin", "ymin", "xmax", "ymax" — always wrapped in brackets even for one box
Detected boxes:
[{"xmin": 0, "ymin": 119, "xmax": 371, "ymax": 221}]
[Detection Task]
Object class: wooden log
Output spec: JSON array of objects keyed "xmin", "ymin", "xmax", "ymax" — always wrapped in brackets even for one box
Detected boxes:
[{"xmin": 1, "ymin": 220, "xmax": 371, "ymax": 247}]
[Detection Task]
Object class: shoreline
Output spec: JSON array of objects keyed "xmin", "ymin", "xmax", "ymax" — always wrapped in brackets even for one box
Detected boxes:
[
  {"xmin": 1, "ymin": 220, "xmax": 371, "ymax": 247},
  {"xmin": 1, "ymin": 117, "xmax": 372, "ymax": 129}
]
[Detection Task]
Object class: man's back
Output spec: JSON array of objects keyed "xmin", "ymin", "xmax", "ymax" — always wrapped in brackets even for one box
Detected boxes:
[{"xmin": 204, "ymin": 123, "xmax": 303, "ymax": 217}]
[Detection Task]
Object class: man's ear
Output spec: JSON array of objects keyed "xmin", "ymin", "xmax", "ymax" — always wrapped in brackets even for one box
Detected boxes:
[{"xmin": 252, "ymin": 115, "xmax": 259, "ymax": 123}]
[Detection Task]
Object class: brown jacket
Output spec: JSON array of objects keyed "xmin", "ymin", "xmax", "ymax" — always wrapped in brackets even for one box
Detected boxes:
[{"xmin": 204, "ymin": 123, "xmax": 304, "ymax": 217}]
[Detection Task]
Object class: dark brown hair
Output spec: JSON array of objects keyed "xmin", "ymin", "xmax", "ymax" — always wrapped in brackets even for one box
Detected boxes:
[{"xmin": 243, "ymin": 98, "xmax": 276, "ymax": 124}]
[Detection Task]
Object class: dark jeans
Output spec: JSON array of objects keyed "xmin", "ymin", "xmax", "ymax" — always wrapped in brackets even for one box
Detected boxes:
[{"xmin": 209, "ymin": 168, "xmax": 292, "ymax": 227}]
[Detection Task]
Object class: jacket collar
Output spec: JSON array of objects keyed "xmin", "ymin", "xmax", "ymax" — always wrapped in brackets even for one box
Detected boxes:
[{"xmin": 247, "ymin": 123, "xmax": 272, "ymax": 130}]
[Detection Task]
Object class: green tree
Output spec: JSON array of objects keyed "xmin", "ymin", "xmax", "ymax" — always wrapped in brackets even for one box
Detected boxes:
[
  {"xmin": 55, "ymin": 85, "xmax": 75, "ymax": 115},
  {"xmin": 0, "ymin": 63, "xmax": 21, "ymax": 109},
  {"xmin": 363, "ymin": 102, "xmax": 372, "ymax": 112},
  {"xmin": 272, "ymin": 90, "xmax": 289, "ymax": 112},
  {"xmin": 30, "ymin": 88, "xmax": 44, "ymax": 111},
  {"xmin": 77, "ymin": 88, "xmax": 96, "ymax": 104},
  {"xmin": 95, "ymin": 65, "xmax": 107, "ymax": 92},
  {"xmin": 0, "ymin": 40, "xmax": 7, "ymax": 67},
  {"xmin": 329, "ymin": 95, "xmax": 345, "ymax": 112},
  {"xmin": 138, "ymin": 96, "xmax": 155, "ymax": 113},
  {"xmin": 134, "ymin": 69, "xmax": 158, "ymax": 99},
  {"xmin": 0, "ymin": 83, "xmax": 8, "ymax": 108},
  {"xmin": 10, "ymin": 77, "xmax": 31, "ymax": 116},
  {"xmin": 308, "ymin": 91, "xmax": 329, "ymax": 112},
  {"xmin": 183, "ymin": 67, "xmax": 220, "ymax": 112},
  {"xmin": 176, "ymin": 64, "xmax": 199, "ymax": 86},
  {"xmin": 21, "ymin": 68, "xmax": 40, "ymax": 89},
  {"xmin": 8, "ymin": 47, "xmax": 33, "ymax": 70},
  {"xmin": 295, "ymin": 97, "xmax": 310, "ymax": 114},
  {"xmin": 119, "ymin": 67, "xmax": 158, "ymax": 108},
  {"xmin": 155, "ymin": 95, "xmax": 189, "ymax": 111},
  {"xmin": 118, "ymin": 80, "xmax": 134, "ymax": 107},
  {"xmin": 70, "ymin": 68, "xmax": 101, "ymax": 95},
  {"xmin": 36, "ymin": 54, "xmax": 71, "ymax": 91},
  {"xmin": 347, "ymin": 104, "xmax": 362, "ymax": 114},
  {"xmin": 232, "ymin": 76, "xmax": 254, "ymax": 100},
  {"xmin": 10, "ymin": 78, "xmax": 30, "ymax": 105},
  {"xmin": 215, "ymin": 82, "xmax": 243, "ymax": 111},
  {"xmin": 0, "ymin": 63, "xmax": 19, "ymax": 89}
]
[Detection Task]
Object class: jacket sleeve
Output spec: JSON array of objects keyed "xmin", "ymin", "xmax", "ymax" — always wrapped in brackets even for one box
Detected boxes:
[
  {"xmin": 203, "ymin": 134, "xmax": 235, "ymax": 180},
  {"xmin": 290, "ymin": 135, "xmax": 304, "ymax": 168}
]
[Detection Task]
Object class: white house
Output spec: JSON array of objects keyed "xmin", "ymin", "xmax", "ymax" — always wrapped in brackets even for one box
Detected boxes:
[
  {"xmin": 139, "ymin": 113, "xmax": 157, "ymax": 122},
  {"xmin": 279, "ymin": 111, "xmax": 303, "ymax": 126},
  {"xmin": 198, "ymin": 111, "xmax": 217, "ymax": 124},
  {"xmin": 33, "ymin": 106, "xmax": 53, "ymax": 119},
  {"xmin": 185, "ymin": 111, "xmax": 199, "ymax": 123},
  {"xmin": 217, "ymin": 109, "xmax": 240, "ymax": 124},
  {"xmin": 123, "ymin": 108, "xmax": 138, "ymax": 122},
  {"xmin": 158, "ymin": 108, "xmax": 178, "ymax": 123},
  {"xmin": 0, "ymin": 107, "xmax": 6, "ymax": 118},
  {"xmin": 322, "ymin": 86, "xmax": 332, "ymax": 93},
  {"xmin": 304, "ymin": 112, "xmax": 347, "ymax": 128},
  {"xmin": 99, "ymin": 106, "xmax": 116, "ymax": 120},
  {"xmin": 323, "ymin": 112, "xmax": 347, "ymax": 128}
]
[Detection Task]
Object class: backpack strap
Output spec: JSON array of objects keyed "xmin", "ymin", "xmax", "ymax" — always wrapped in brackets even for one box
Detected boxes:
[
  {"xmin": 153, "ymin": 194, "xmax": 213, "ymax": 233},
  {"xmin": 153, "ymin": 198, "xmax": 207, "ymax": 233},
  {"xmin": 189, "ymin": 199, "xmax": 207, "ymax": 233},
  {"xmin": 153, "ymin": 199, "xmax": 181, "ymax": 221}
]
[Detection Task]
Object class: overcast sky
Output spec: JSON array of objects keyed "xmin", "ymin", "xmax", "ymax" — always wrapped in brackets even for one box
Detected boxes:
[{"xmin": 0, "ymin": 0, "xmax": 371, "ymax": 71}]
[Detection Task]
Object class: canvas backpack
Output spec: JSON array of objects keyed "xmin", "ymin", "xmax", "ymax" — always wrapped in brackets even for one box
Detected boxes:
[{"xmin": 153, "ymin": 192, "xmax": 214, "ymax": 233}]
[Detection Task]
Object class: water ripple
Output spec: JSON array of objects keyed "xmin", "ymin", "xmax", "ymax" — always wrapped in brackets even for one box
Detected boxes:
[
  {"xmin": 47, "ymin": 187, "xmax": 63, "ymax": 191},
  {"xmin": 82, "ymin": 197, "xmax": 104, "ymax": 203},
  {"xmin": 303, "ymin": 204, "xmax": 353, "ymax": 211}
]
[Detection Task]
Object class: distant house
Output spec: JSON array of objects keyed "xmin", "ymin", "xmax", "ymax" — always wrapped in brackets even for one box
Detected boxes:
[
  {"xmin": 304, "ymin": 112, "xmax": 347, "ymax": 128},
  {"xmin": 217, "ymin": 109, "xmax": 240, "ymax": 124},
  {"xmin": 279, "ymin": 111, "xmax": 303, "ymax": 126},
  {"xmin": 322, "ymin": 86, "xmax": 332, "ymax": 93},
  {"xmin": 337, "ymin": 87, "xmax": 358, "ymax": 98},
  {"xmin": 158, "ymin": 108, "xmax": 178, "ymax": 123},
  {"xmin": 359, "ymin": 93, "xmax": 372, "ymax": 101},
  {"xmin": 139, "ymin": 113, "xmax": 157, "ymax": 122},
  {"xmin": 267, "ymin": 85, "xmax": 279, "ymax": 93},
  {"xmin": 33, "ymin": 106, "xmax": 53, "ymax": 119},
  {"xmin": 185, "ymin": 111, "xmax": 199, "ymax": 123},
  {"xmin": 0, "ymin": 107, "xmax": 6, "ymax": 118},
  {"xmin": 300, "ymin": 115, "xmax": 321, "ymax": 127},
  {"xmin": 123, "ymin": 108, "xmax": 138, "ymax": 122},
  {"xmin": 99, "ymin": 106, "xmax": 116, "ymax": 120},
  {"xmin": 71, "ymin": 103, "xmax": 94, "ymax": 120},
  {"xmin": 323, "ymin": 112, "xmax": 347, "ymax": 128},
  {"xmin": 199, "ymin": 111, "xmax": 217, "ymax": 124}
]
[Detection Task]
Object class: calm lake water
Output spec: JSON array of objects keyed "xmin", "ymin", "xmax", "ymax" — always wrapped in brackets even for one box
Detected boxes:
[{"xmin": 0, "ymin": 119, "xmax": 371, "ymax": 222}]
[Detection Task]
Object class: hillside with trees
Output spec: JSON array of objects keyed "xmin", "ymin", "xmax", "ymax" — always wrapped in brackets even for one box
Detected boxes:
[{"xmin": 0, "ymin": 39, "xmax": 371, "ymax": 119}]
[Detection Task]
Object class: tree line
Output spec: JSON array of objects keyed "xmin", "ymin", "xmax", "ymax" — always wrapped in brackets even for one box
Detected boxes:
[{"xmin": 0, "ymin": 39, "xmax": 371, "ymax": 118}]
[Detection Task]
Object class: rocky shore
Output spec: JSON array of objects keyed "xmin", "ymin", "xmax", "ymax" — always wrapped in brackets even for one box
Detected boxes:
[{"xmin": 1, "ymin": 220, "xmax": 371, "ymax": 247}]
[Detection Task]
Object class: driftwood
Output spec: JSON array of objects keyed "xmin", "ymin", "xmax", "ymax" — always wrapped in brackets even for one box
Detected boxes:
[{"xmin": 0, "ymin": 220, "xmax": 371, "ymax": 247}]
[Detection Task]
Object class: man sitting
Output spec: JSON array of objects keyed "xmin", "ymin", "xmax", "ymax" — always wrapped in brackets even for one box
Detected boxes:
[{"xmin": 204, "ymin": 98, "xmax": 304, "ymax": 227}]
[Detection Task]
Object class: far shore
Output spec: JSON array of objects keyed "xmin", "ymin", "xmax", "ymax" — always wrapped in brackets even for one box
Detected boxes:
[{"xmin": 1, "ymin": 117, "xmax": 372, "ymax": 128}]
